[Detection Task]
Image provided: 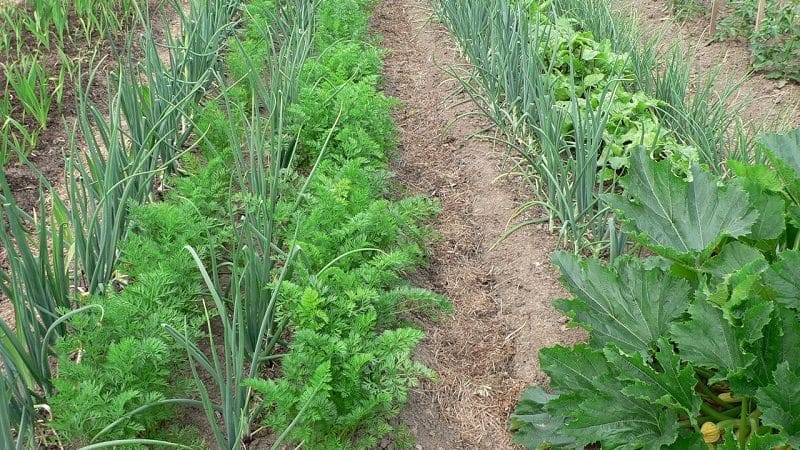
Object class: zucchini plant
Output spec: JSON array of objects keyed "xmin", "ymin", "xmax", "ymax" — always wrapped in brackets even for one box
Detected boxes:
[{"xmin": 512, "ymin": 129, "xmax": 800, "ymax": 448}]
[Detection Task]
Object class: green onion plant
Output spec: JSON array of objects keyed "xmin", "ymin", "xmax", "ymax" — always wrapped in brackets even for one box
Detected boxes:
[{"xmin": 4, "ymin": 55, "xmax": 53, "ymax": 129}]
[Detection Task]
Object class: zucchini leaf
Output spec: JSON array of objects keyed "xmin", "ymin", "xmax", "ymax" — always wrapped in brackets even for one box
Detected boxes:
[
  {"xmin": 729, "ymin": 306, "xmax": 800, "ymax": 396},
  {"xmin": 553, "ymin": 252, "xmax": 689, "ymax": 356},
  {"xmin": 763, "ymin": 250, "xmax": 800, "ymax": 312},
  {"xmin": 510, "ymin": 387, "xmax": 574, "ymax": 449},
  {"xmin": 670, "ymin": 301, "xmax": 759, "ymax": 384},
  {"xmin": 603, "ymin": 339, "xmax": 701, "ymax": 426},
  {"xmin": 541, "ymin": 345, "xmax": 680, "ymax": 449},
  {"xmin": 755, "ymin": 362, "xmax": 800, "ymax": 447},
  {"xmin": 604, "ymin": 150, "xmax": 757, "ymax": 260}
]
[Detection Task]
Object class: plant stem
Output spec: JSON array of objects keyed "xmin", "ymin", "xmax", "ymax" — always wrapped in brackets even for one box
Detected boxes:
[
  {"xmin": 701, "ymin": 403, "xmax": 735, "ymax": 422},
  {"xmin": 697, "ymin": 381, "xmax": 730, "ymax": 408},
  {"xmin": 739, "ymin": 398, "xmax": 750, "ymax": 449}
]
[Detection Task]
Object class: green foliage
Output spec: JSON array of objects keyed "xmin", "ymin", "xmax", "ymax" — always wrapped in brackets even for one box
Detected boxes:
[
  {"xmin": 48, "ymin": 158, "xmax": 231, "ymax": 444},
  {"xmin": 512, "ymin": 130, "xmax": 800, "ymax": 447},
  {"xmin": 716, "ymin": 0, "xmax": 800, "ymax": 83},
  {"xmin": 666, "ymin": 0, "xmax": 708, "ymax": 21},
  {"xmin": 290, "ymin": 78, "xmax": 399, "ymax": 166},
  {"xmin": 240, "ymin": 0, "xmax": 447, "ymax": 447},
  {"xmin": 438, "ymin": 0, "xmax": 707, "ymax": 256}
]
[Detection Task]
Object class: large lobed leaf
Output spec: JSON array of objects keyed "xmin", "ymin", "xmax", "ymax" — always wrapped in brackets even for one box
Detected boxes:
[
  {"xmin": 604, "ymin": 150, "xmax": 757, "ymax": 257},
  {"xmin": 553, "ymin": 252, "xmax": 689, "ymax": 356},
  {"xmin": 603, "ymin": 340, "xmax": 701, "ymax": 425},
  {"xmin": 763, "ymin": 250, "xmax": 800, "ymax": 312},
  {"xmin": 540, "ymin": 345, "xmax": 680, "ymax": 449},
  {"xmin": 760, "ymin": 128, "xmax": 800, "ymax": 176},
  {"xmin": 756, "ymin": 362, "xmax": 800, "ymax": 447},
  {"xmin": 510, "ymin": 387, "xmax": 574, "ymax": 449},
  {"xmin": 670, "ymin": 301, "xmax": 758, "ymax": 384}
]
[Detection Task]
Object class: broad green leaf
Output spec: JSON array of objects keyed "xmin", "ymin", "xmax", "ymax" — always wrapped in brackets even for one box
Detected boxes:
[
  {"xmin": 671, "ymin": 301, "xmax": 756, "ymax": 383},
  {"xmin": 540, "ymin": 345, "xmax": 680, "ymax": 449},
  {"xmin": 671, "ymin": 432, "xmax": 706, "ymax": 449},
  {"xmin": 763, "ymin": 250, "xmax": 800, "ymax": 312},
  {"xmin": 760, "ymin": 128, "xmax": 800, "ymax": 176},
  {"xmin": 566, "ymin": 397, "xmax": 679, "ymax": 450},
  {"xmin": 583, "ymin": 72, "xmax": 605, "ymax": 87},
  {"xmin": 756, "ymin": 362, "xmax": 800, "ymax": 446},
  {"xmin": 701, "ymin": 242, "xmax": 765, "ymax": 281},
  {"xmin": 729, "ymin": 305, "xmax": 800, "ymax": 396},
  {"xmin": 540, "ymin": 345, "xmax": 614, "ymax": 398},
  {"xmin": 604, "ymin": 150, "xmax": 756, "ymax": 258},
  {"xmin": 737, "ymin": 299, "xmax": 774, "ymax": 345},
  {"xmin": 701, "ymin": 256, "xmax": 769, "ymax": 322},
  {"xmin": 736, "ymin": 179, "xmax": 785, "ymax": 241},
  {"xmin": 717, "ymin": 428, "xmax": 788, "ymax": 449},
  {"xmin": 603, "ymin": 340, "xmax": 701, "ymax": 425},
  {"xmin": 553, "ymin": 252, "xmax": 690, "ymax": 356},
  {"xmin": 728, "ymin": 160, "xmax": 782, "ymax": 192},
  {"xmin": 510, "ymin": 387, "xmax": 574, "ymax": 449}
]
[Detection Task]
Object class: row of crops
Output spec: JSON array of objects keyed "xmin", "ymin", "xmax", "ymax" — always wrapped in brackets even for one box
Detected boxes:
[
  {"xmin": 0, "ymin": 0, "xmax": 143, "ymax": 165},
  {"xmin": 671, "ymin": 0, "xmax": 800, "ymax": 83},
  {"xmin": 436, "ymin": 0, "xmax": 800, "ymax": 448},
  {"xmin": 1, "ymin": 0, "xmax": 446, "ymax": 448}
]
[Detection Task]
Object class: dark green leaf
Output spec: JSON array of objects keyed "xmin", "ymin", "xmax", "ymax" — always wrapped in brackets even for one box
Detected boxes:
[
  {"xmin": 736, "ymin": 179, "xmax": 785, "ymax": 241},
  {"xmin": 702, "ymin": 242, "xmax": 766, "ymax": 281},
  {"xmin": 603, "ymin": 340, "xmax": 701, "ymax": 424},
  {"xmin": 671, "ymin": 301, "xmax": 755, "ymax": 383},
  {"xmin": 717, "ymin": 428, "xmax": 787, "ymax": 449},
  {"xmin": 604, "ymin": 150, "xmax": 756, "ymax": 258},
  {"xmin": 729, "ymin": 305, "xmax": 799, "ymax": 396},
  {"xmin": 760, "ymin": 128, "xmax": 800, "ymax": 176},
  {"xmin": 510, "ymin": 387, "xmax": 574, "ymax": 449},
  {"xmin": 553, "ymin": 252, "xmax": 690, "ymax": 355},
  {"xmin": 763, "ymin": 250, "xmax": 800, "ymax": 312},
  {"xmin": 540, "ymin": 345, "xmax": 680, "ymax": 449},
  {"xmin": 755, "ymin": 362, "xmax": 800, "ymax": 446}
]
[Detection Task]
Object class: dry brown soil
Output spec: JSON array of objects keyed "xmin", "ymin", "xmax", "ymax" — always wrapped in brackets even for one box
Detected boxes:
[{"xmin": 372, "ymin": 1, "xmax": 585, "ymax": 448}]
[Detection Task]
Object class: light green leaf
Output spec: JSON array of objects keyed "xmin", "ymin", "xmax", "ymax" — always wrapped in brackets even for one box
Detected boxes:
[
  {"xmin": 581, "ymin": 47, "xmax": 599, "ymax": 61},
  {"xmin": 728, "ymin": 160, "xmax": 782, "ymax": 192},
  {"xmin": 756, "ymin": 362, "xmax": 800, "ymax": 446},
  {"xmin": 604, "ymin": 340, "xmax": 701, "ymax": 424},
  {"xmin": 701, "ymin": 256, "xmax": 769, "ymax": 322},
  {"xmin": 671, "ymin": 301, "xmax": 755, "ymax": 383},
  {"xmin": 553, "ymin": 252, "xmax": 690, "ymax": 356},
  {"xmin": 604, "ymin": 150, "xmax": 757, "ymax": 258},
  {"xmin": 583, "ymin": 72, "xmax": 605, "ymax": 87}
]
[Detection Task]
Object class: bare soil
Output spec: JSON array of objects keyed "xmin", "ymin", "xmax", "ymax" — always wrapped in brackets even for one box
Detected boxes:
[
  {"xmin": 1, "ymin": 1, "xmax": 181, "ymax": 213},
  {"xmin": 372, "ymin": 1, "xmax": 584, "ymax": 448},
  {"xmin": 620, "ymin": 0, "xmax": 800, "ymax": 130}
]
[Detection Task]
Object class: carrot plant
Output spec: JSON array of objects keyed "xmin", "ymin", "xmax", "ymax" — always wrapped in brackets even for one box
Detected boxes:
[{"xmin": 513, "ymin": 129, "xmax": 800, "ymax": 448}]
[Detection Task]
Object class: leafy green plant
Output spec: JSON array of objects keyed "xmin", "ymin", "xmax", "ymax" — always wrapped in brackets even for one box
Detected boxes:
[
  {"xmin": 49, "ymin": 164, "xmax": 231, "ymax": 444},
  {"xmin": 4, "ymin": 55, "xmax": 54, "ymax": 129},
  {"xmin": 667, "ymin": 0, "xmax": 708, "ymax": 21},
  {"xmin": 716, "ymin": 0, "xmax": 800, "ymax": 83},
  {"xmin": 512, "ymin": 130, "xmax": 800, "ymax": 448},
  {"xmin": 1, "ymin": 118, "xmax": 39, "ymax": 166},
  {"xmin": 553, "ymin": 0, "xmax": 753, "ymax": 171}
]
